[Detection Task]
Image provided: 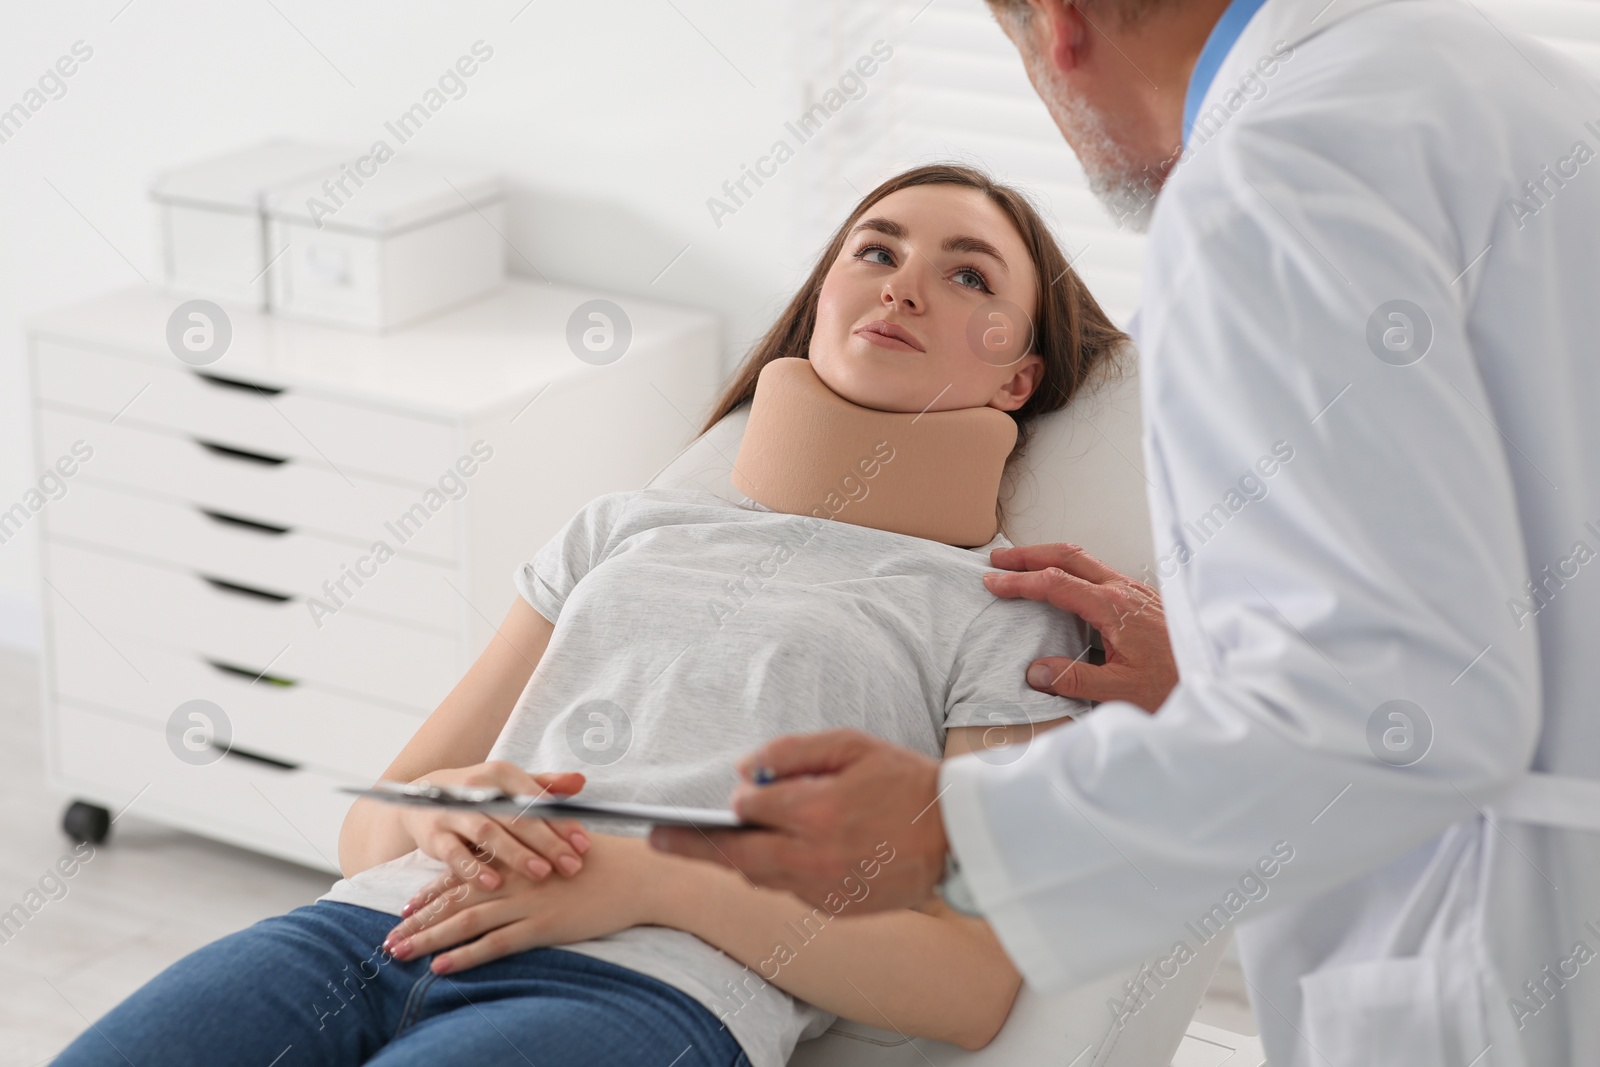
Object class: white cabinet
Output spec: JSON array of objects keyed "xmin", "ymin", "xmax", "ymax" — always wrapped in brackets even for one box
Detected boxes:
[{"xmin": 25, "ymin": 281, "xmax": 720, "ymax": 873}]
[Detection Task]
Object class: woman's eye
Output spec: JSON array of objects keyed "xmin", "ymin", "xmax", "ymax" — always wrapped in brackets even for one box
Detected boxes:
[
  {"xmin": 953, "ymin": 268, "xmax": 991, "ymax": 293},
  {"xmin": 855, "ymin": 245, "xmax": 894, "ymax": 267}
]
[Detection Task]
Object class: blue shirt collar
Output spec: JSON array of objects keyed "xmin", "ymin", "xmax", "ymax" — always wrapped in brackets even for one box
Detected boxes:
[{"xmin": 1182, "ymin": 0, "xmax": 1269, "ymax": 148}]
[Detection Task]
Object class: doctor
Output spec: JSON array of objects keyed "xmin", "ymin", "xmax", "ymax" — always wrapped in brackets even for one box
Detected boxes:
[{"xmin": 653, "ymin": 0, "xmax": 1600, "ymax": 1063}]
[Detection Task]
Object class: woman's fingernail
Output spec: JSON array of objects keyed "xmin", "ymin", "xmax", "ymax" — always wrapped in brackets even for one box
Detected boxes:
[
  {"xmin": 387, "ymin": 937, "xmax": 412, "ymax": 959},
  {"xmin": 1028, "ymin": 663, "xmax": 1052, "ymax": 688},
  {"xmin": 558, "ymin": 855, "xmax": 581, "ymax": 875},
  {"xmin": 479, "ymin": 871, "xmax": 499, "ymax": 890},
  {"xmin": 983, "ymin": 571, "xmax": 1001, "ymax": 581},
  {"xmin": 399, "ymin": 902, "xmax": 413, "ymax": 918},
  {"xmin": 527, "ymin": 857, "xmax": 552, "ymax": 878},
  {"xmin": 570, "ymin": 831, "xmax": 590, "ymax": 854},
  {"xmin": 432, "ymin": 955, "xmax": 453, "ymax": 974}
]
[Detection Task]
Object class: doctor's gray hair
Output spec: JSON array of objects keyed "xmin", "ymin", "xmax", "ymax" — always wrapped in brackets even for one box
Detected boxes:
[{"xmin": 988, "ymin": 0, "xmax": 1178, "ymax": 29}]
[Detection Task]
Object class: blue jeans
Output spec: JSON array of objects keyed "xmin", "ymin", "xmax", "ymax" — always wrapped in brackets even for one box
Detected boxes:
[{"xmin": 53, "ymin": 901, "xmax": 750, "ymax": 1066}]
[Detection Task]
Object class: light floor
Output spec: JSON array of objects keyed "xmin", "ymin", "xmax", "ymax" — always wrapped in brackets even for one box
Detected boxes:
[{"xmin": 0, "ymin": 645, "xmax": 1256, "ymax": 1066}]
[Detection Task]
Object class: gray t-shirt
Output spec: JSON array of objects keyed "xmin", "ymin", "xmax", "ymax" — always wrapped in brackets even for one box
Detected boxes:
[{"xmin": 318, "ymin": 487, "xmax": 1094, "ymax": 1067}]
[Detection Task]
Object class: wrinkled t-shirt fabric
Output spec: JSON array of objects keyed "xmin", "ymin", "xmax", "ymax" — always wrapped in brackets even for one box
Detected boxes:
[{"xmin": 319, "ymin": 487, "xmax": 1094, "ymax": 1066}]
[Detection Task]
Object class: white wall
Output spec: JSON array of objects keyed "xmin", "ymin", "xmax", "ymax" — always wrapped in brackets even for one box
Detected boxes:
[{"xmin": 0, "ymin": 0, "xmax": 853, "ymax": 649}]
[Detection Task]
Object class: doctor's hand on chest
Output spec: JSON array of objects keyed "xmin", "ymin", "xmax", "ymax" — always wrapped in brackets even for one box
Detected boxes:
[{"xmin": 981, "ymin": 541, "xmax": 1177, "ymax": 713}]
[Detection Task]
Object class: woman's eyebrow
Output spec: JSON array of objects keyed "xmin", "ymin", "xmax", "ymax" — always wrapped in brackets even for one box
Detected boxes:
[
  {"xmin": 850, "ymin": 216, "xmax": 906, "ymax": 241},
  {"xmin": 943, "ymin": 234, "xmax": 1009, "ymax": 273}
]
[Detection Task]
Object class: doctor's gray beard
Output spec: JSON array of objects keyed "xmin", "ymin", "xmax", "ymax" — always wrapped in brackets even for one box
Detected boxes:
[
  {"xmin": 1088, "ymin": 169, "xmax": 1159, "ymax": 234},
  {"xmin": 1037, "ymin": 65, "xmax": 1162, "ymax": 233}
]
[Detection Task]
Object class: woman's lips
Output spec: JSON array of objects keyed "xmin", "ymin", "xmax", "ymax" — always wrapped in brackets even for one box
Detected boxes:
[{"xmin": 855, "ymin": 319, "xmax": 925, "ymax": 352}]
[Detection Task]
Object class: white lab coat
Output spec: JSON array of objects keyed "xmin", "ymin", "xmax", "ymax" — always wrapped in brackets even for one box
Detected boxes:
[{"xmin": 940, "ymin": 1, "xmax": 1600, "ymax": 1064}]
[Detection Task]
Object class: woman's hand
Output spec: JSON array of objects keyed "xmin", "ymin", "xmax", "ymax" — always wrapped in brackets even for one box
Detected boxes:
[
  {"xmin": 381, "ymin": 833, "xmax": 668, "ymax": 974},
  {"xmin": 396, "ymin": 761, "xmax": 591, "ymax": 892},
  {"xmin": 983, "ymin": 542, "xmax": 1178, "ymax": 713}
]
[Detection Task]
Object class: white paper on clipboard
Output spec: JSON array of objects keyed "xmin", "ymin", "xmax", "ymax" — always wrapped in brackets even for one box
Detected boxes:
[{"xmin": 339, "ymin": 781, "xmax": 747, "ymax": 830}]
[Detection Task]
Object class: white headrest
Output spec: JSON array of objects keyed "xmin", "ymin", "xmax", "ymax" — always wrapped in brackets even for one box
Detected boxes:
[{"xmin": 646, "ymin": 346, "xmax": 1154, "ymax": 579}]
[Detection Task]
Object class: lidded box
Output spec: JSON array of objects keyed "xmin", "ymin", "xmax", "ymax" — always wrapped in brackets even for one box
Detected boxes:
[
  {"xmin": 263, "ymin": 155, "xmax": 505, "ymax": 333},
  {"xmin": 150, "ymin": 139, "xmax": 352, "ymax": 308}
]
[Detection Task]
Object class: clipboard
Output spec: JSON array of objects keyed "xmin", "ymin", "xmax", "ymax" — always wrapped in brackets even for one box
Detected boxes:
[{"xmin": 339, "ymin": 779, "xmax": 748, "ymax": 831}]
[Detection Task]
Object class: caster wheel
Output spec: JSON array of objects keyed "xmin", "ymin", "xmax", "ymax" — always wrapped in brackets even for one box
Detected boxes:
[{"xmin": 63, "ymin": 800, "xmax": 111, "ymax": 845}]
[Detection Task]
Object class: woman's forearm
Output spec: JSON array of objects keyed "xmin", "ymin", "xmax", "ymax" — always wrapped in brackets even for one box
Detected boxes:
[
  {"xmin": 337, "ymin": 599, "xmax": 557, "ymax": 878},
  {"xmin": 337, "ymin": 797, "xmax": 419, "ymax": 876},
  {"xmin": 649, "ymin": 848, "xmax": 1020, "ymax": 1050}
]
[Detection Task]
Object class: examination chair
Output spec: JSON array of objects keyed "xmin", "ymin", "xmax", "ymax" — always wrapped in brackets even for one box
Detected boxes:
[{"xmin": 644, "ymin": 349, "xmax": 1235, "ymax": 1066}]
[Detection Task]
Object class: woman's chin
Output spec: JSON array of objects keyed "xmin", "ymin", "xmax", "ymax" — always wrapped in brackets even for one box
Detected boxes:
[
  {"xmin": 810, "ymin": 347, "xmax": 943, "ymax": 413},
  {"xmin": 823, "ymin": 373, "xmax": 913, "ymax": 412}
]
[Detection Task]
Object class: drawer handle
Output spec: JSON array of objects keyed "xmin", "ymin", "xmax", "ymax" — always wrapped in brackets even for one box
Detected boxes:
[
  {"xmin": 220, "ymin": 744, "xmax": 299, "ymax": 771},
  {"xmin": 199, "ymin": 508, "xmax": 291, "ymax": 536},
  {"xmin": 194, "ymin": 371, "xmax": 285, "ymax": 397},
  {"xmin": 199, "ymin": 574, "xmax": 293, "ymax": 603},
  {"xmin": 205, "ymin": 657, "xmax": 298, "ymax": 687},
  {"xmin": 196, "ymin": 439, "xmax": 288, "ymax": 466}
]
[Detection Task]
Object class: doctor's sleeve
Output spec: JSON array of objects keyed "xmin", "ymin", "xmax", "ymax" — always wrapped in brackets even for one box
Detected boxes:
[
  {"xmin": 512, "ymin": 490, "xmax": 632, "ymax": 624},
  {"xmin": 937, "ymin": 140, "xmax": 1543, "ymax": 991}
]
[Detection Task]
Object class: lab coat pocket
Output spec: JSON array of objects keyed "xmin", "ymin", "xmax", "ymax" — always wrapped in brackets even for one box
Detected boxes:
[{"xmin": 1298, "ymin": 957, "xmax": 1449, "ymax": 1067}]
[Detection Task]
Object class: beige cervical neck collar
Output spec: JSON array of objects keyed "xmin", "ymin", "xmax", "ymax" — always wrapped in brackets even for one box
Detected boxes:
[{"xmin": 730, "ymin": 357, "xmax": 1018, "ymax": 547}]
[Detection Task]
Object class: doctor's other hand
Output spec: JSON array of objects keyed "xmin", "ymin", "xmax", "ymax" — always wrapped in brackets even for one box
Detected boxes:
[
  {"xmin": 649, "ymin": 728, "xmax": 946, "ymax": 912},
  {"xmin": 984, "ymin": 542, "xmax": 1177, "ymax": 713},
  {"xmin": 396, "ymin": 761, "xmax": 591, "ymax": 896}
]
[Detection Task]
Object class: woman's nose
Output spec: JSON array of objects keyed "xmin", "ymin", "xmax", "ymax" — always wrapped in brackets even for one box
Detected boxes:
[{"xmin": 881, "ymin": 280, "xmax": 919, "ymax": 312}]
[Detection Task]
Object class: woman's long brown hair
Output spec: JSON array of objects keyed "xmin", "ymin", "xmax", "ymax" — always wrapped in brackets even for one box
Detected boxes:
[{"xmin": 697, "ymin": 164, "xmax": 1129, "ymax": 520}]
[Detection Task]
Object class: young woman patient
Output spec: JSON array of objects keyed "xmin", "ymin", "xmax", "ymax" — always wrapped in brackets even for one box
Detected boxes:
[{"xmin": 54, "ymin": 164, "xmax": 1128, "ymax": 1067}]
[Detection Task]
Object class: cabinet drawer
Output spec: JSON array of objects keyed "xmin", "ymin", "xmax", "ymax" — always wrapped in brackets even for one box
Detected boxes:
[
  {"xmin": 49, "ymin": 478, "xmax": 462, "ymax": 635},
  {"xmin": 43, "ymin": 540, "xmax": 462, "ymax": 713},
  {"xmin": 33, "ymin": 337, "xmax": 460, "ymax": 485},
  {"xmin": 53, "ymin": 701, "xmax": 352, "ymax": 874},
  {"xmin": 38, "ymin": 405, "xmax": 458, "ymax": 561},
  {"xmin": 49, "ymin": 602, "xmax": 422, "ymax": 781}
]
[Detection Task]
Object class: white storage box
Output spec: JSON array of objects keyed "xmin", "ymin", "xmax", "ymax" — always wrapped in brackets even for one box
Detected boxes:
[
  {"xmin": 150, "ymin": 139, "xmax": 354, "ymax": 309},
  {"xmin": 264, "ymin": 156, "xmax": 506, "ymax": 332}
]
